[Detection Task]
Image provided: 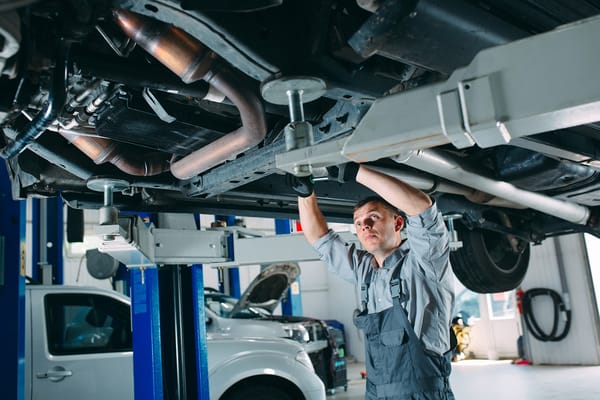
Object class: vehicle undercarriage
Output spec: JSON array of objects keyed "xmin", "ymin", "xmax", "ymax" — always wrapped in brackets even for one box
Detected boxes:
[{"xmin": 2, "ymin": 0, "xmax": 600, "ymax": 292}]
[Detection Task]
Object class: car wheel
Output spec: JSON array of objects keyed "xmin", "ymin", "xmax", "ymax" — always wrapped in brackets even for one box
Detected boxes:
[
  {"xmin": 221, "ymin": 383, "xmax": 299, "ymax": 400},
  {"xmin": 450, "ymin": 223, "xmax": 530, "ymax": 293}
]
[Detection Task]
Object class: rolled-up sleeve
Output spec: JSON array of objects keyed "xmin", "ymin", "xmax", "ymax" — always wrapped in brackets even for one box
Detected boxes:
[
  {"xmin": 312, "ymin": 230, "xmax": 365, "ymax": 285},
  {"xmin": 405, "ymin": 203, "xmax": 450, "ymax": 282}
]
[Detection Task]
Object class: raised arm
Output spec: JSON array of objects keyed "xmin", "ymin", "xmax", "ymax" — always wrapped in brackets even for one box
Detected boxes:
[
  {"xmin": 356, "ymin": 164, "xmax": 432, "ymax": 216},
  {"xmin": 297, "ymin": 193, "xmax": 329, "ymax": 244}
]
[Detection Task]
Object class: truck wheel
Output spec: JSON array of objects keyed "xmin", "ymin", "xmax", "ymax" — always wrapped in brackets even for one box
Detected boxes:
[{"xmin": 450, "ymin": 223, "xmax": 530, "ymax": 293}]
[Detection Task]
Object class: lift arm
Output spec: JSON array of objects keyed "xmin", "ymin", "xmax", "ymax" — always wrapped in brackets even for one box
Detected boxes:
[{"xmin": 96, "ymin": 215, "xmax": 359, "ymax": 268}]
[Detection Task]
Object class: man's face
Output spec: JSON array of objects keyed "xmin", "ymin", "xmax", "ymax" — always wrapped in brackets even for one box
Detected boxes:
[{"xmin": 353, "ymin": 201, "xmax": 404, "ymax": 257}]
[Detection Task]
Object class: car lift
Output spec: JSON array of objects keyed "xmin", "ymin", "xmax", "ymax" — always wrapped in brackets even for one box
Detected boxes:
[
  {"xmin": 96, "ymin": 208, "xmax": 356, "ymax": 399},
  {"xmin": 90, "ymin": 14, "xmax": 600, "ymax": 400}
]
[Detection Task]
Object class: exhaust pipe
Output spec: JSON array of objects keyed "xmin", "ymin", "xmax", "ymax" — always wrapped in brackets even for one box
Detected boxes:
[
  {"xmin": 1, "ymin": 40, "xmax": 67, "ymax": 159},
  {"xmin": 368, "ymin": 165, "xmax": 524, "ymax": 209},
  {"xmin": 114, "ymin": 9, "xmax": 267, "ymax": 180},
  {"xmin": 395, "ymin": 149, "xmax": 591, "ymax": 225},
  {"xmin": 58, "ymin": 128, "xmax": 169, "ymax": 176}
]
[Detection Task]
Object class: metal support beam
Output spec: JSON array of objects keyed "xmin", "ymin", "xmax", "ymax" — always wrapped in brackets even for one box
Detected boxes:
[
  {"xmin": 129, "ymin": 213, "xmax": 210, "ymax": 400},
  {"xmin": 97, "ymin": 216, "xmax": 229, "ymax": 267},
  {"xmin": 275, "ymin": 219, "xmax": 302, "ymax": 316},
  {"xmin": 158, "ymin": 265, "xmax": 210, "ymax": 399},
  {"xmin": 191, "ymin": 265, "xmax": 210, "ymax": 399},
  {"xmin": 98, "ymin": 217, "xmax": 361, "ymax": 269},
  {"xmin": 130, "ymin": 265, "xmax": 210, "ymax": 399},
  {"xmin": 228, "ymin": 231, "xmax": 359, "ymax": 266},
  {"xmin": 275, "ymin": 15, "xmax": 600, "ymax": 169},
  {"xmin": 215, "ymin": 215, "xmax": 240, "ymax": 297},
  {"xmin": 45, "ymin": 197, "xmax": 64, "ymax": 284},
  {"xmin": 0, "ymin": 161, "xmax": 26, "ymax": 400}
]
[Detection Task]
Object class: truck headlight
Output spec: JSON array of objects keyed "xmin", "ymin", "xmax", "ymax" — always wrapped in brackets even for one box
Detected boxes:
[
  {"xmin": 295, "ymin": 350, "xmax": 314, "ymax": 372},
  {"xmin": 281, "ymin": 323, "xmax": 309, "ymax": 343}
]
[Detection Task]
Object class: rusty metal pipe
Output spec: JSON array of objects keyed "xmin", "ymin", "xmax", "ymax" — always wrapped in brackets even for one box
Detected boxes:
[
  {"xmin": 59, "ymin": 130, "xmax": 169, "ymax": 176},
  {"xmin": 114, "ymin": 9, "xmax": 267, "ymax": 180}
]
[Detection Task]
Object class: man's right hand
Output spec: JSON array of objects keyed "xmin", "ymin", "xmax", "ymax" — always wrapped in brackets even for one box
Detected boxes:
[{"xmin": 286, "ymin": 174, "xmax": 314, "ymax": 197}]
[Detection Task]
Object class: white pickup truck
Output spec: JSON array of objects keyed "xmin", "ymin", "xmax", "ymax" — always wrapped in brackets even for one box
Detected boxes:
[{"xmin": 24, "ymin": 285, "xmax": 325, "ymax": 400}]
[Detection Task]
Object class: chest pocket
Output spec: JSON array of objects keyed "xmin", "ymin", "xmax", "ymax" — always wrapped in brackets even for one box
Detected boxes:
[{"xmin": 380, "ymin": 328, "xmax": 409, "ymax": 346}]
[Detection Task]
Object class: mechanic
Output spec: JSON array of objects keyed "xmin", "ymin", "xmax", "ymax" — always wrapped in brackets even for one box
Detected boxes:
[{"xmin": 293, "ymin": 164, "xmax": 456, "ymax": 400}]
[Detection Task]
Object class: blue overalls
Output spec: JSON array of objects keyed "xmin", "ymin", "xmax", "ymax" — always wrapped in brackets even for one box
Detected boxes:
[{"xmin": 353, "ymin": 266, "xmax": 455, "ymax": 400}]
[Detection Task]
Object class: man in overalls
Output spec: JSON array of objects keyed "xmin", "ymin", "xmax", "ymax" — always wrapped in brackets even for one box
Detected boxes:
[{"xmin": 296, "ymin": 164, "xmax": 456, "ymax": 399}]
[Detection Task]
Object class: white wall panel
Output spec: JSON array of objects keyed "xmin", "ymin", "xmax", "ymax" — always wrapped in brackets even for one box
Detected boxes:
[{"xmin": 521, "ymin": 234, "xmax": 600, "ymax": 365}]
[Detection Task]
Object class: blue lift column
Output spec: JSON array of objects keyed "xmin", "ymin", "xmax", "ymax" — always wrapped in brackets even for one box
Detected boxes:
[
  {"xmin": 275, "ymin": 219, "xmax": 303, "ymax": 316},
  {"xmin": 45, "ymin": 197, "xmax": 64, "ymax": 284},
  {"xmin": 131, "ymin": 268, "xmax": 164, "ymax": 400},
  {"xmin": 29, "ymin": 197, "xmax": 64, "ymax": 284},
  {"xmin": 129, "ymin": 214, "xmax": 210, "ymax": 400},
  {"xmin": 0, "ymin": 162, "xmax": 26, "ymax": 400}
]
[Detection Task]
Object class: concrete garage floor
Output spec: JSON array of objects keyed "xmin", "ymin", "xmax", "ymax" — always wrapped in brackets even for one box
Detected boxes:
[{"xmin": 329, "ymin": 360, "xmax": 600, "ymax": 400}]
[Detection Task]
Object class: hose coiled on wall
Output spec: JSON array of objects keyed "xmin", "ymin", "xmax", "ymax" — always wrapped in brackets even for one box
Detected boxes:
[{"xmin": 522, "ymin": 288, "xmax": 571, "ymax": 342}]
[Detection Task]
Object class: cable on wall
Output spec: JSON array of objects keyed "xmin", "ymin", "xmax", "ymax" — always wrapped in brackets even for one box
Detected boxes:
[
  {"xmin": 522, "ymin": 237, "xmax": 572, "ymax": 342},
  {"xmin": 522, "ymin": 287, "xmax": 571, "ymax": 342}
]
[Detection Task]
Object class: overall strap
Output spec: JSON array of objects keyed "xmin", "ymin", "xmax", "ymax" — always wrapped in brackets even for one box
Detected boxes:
[
  {"xmin": 360, "ymin": 267, "xmax": 374, "ymax": 310},
  {"xmin": 389, "ymin": 263, "xmax": 403, "ymax": 300}
]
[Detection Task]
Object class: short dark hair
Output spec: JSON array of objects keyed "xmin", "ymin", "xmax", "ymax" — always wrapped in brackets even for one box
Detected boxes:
[{"xmin": 353, "ymin": 196, "xmax": 400, "ymax": 217}]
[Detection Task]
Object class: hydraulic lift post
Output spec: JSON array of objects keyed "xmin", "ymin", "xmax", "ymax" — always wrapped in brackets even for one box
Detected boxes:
[{"xmin": 96, "ymin": 215, "xmax": 344, "ymax": 400}]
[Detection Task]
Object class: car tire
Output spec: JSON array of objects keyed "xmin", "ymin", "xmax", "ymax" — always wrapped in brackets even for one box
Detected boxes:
[
  {"xmin": 221, "ymin": 383, "xmax": 299, "ymax": 400},
  {"xmin": 450, "ymin": 223, "xmax": 530, "ymax": 293}
]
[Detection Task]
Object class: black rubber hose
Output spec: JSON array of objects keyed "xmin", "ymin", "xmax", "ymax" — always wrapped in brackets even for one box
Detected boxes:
[
  {"xmin": 1, "ymin": 39, "xmax": 68, "ymax": 159},
  {"xmin": 522, "ymin": 288, "xmax": 571, "ymax": 342}
]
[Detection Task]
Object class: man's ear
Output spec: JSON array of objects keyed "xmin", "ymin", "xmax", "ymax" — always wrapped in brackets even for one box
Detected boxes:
[{"xmin": 394, "ymin": 215, "xmax": 404, "ymax": 232}]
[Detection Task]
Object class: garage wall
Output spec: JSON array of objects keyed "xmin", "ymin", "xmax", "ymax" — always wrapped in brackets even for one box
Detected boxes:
[{"xmin": 521, "ymin": 234, "xmax": 600, "ymax": 365}]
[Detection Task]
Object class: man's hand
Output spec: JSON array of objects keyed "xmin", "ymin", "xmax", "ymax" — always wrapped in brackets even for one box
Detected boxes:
[
  {"xmin": 327, "ymin": 162, "xmax": 360, "ymax": 183},
  {"xmin": 286, "ymin": 174, "xmax": 314, "ymax": 197}
]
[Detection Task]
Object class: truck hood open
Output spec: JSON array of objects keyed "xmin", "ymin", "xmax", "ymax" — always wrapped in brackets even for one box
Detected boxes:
[{"xmin": 230, "ymin": 263, "xmax": 300, "ymax": 316}]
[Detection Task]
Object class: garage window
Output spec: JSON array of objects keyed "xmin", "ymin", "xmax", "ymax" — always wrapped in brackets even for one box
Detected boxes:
[{"xmin": 487, "ymin": 291, "xmax": 515, "ymax": 319}]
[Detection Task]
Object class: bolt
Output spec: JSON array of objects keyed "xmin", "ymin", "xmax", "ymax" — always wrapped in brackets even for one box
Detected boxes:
[{"xmin": 293, "ymin": 164, "xmax": 312, "ymax": 176}]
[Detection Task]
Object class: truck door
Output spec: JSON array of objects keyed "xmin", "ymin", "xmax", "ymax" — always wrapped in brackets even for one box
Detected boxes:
[{"xmin": 30, "ymin": 290, "xmax": 133, "ymax": 400}]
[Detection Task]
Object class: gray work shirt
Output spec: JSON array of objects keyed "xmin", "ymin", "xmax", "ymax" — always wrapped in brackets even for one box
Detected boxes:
[{"xmin": 312, "ymin": 203, "xmax": 455, "ymax": 356}]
